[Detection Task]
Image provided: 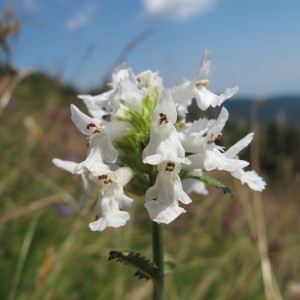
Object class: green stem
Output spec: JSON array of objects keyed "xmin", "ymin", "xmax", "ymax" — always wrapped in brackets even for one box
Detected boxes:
[{"xmin": 152, "ymin": 221, "xmax": 165, "ymax": 300}]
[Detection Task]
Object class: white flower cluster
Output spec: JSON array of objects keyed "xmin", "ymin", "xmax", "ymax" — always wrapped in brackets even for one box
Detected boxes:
[{"xmin": 53, "ymin": 49, "xmax": 266, "ymax": 231}]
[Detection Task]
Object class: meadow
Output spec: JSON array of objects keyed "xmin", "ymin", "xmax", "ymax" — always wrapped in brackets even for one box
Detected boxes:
[{"xmin": 1, "ymin": 71, "xmax": 300, "ymax": 300}]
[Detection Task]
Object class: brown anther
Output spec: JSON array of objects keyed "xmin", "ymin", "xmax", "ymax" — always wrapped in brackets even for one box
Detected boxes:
[
  {"xmin": 98, "ymin": 174, "xmax": 112, "ymax": 184},
  {"xmin": 87, "ymin": 123, "xmax": 101, "ymax": 133},
  {"xmin": 207, "ymin": 133, "xmax": 222, "ymax": 144},
  {"xmin": 87, "ymin": 123, "xmax": 96, "ymax": 129},
  {"xmin": 165, "ymin": 161, "xmax": 175, "ymax": 172},
  {"xmin": 104, "ymin": 179, "xmax": 113, "ymax": 184},
  {"xmin": 159, "ymin": 112, "xmax": 168, "ymax": 125}
]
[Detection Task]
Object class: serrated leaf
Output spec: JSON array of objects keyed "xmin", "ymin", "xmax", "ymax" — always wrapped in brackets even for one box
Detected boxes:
[{"xmin": 108, "ymin": 250, "xmax": 159, "ymax": 281}]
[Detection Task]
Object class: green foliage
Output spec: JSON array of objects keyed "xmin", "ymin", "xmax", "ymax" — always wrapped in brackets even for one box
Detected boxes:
[
  {"xmin": 180, "ymin": 169, "xmax": 233, "ymax": 196},
  {"xmin": 197, "ymin": 175, "xmax": 233, "ymax": 196},
  {"xmin": 115, "ymin": 91, "xmax": 159, "ymax": 193},
  {"xmin": 109, "ymin": 250, "xmax": 160, "ymax": 280}
]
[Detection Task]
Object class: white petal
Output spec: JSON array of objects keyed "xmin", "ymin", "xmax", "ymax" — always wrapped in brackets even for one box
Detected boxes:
[
  {"xmin": 78, "ymin": 92, "xmax": 114, "ymax": 119},
  {"xmin": 182, "ymin": 178, "xmax": 208, "ymax": 195},
  {"xmin": 113, "ymin": 79, "xmax": 146, "ymax": 113},
  {"xmin": 53, "ymin": 158, "xmax": 93, "ymax": 208},
  {"xmin": 115, "ymin": 167, "xmax": 133, "ymax": 187},
  {"xmin": 194, "ymin": 87, "xmax": 219, "ymax": 110},
  {"xmin": 206, "ymin": 107, "xmax": 229, "ymax": 139},
  {"xmin": 153, "ymin": 89, "xmax": 177, "ymax": 124},
  {"xmin": 144, "ymin": 163, "xmax": 192, "ymax": 224},
  {"xmin": 103, "ymin": 120, "xmax": 133, "ymax": 140},
  {"xmin": 89, "ymin": 211, "xmax": 130, "ymax": 231},
  {"xmin": 92, "ymin": 133, "xmax": 119, "ymax": 163},
  {"xmin": 136, "ymin": 70, "xmax": 163, "ymax": 92},
  {"xmin": 171, "ymin": 81, "xmax": 194, "ymax": 104},
  {"xmin": 52, "ymin": 158, "xmax": 77, "ymax": 173},
  {"xmin": 187, "ymin": 152, "xmax": 249, "ymax": 172},
  {"xmin": 89, "ymin": 184, "xmax": 133, "ymax": 231},
  {"xmin": 113, "ymin": 67, "xmax": 137, "ymax": 85},
  {"xmin": 143, "ymin": 124, "xmax": 188, "ymax": 165},
  {"xmin": 231, "ymin": 170, "xmax": 266, "ymax": 191},
  {"xmin": 225, "ymin": 133, "xmax": 254, "ymax": 158},
  {"xmin": 144, "ymin": 200, "xmax": 186, "ymax": 224},
  {"xmin": 70, "ymin": 104, "xmax": 100, "ymax": 135},
  {"xmin": 194, "ymin": 49, "xmax": 211, "ymax": 82},
  {"xmin": 78, "ymin": 174, "xmax": 93, "ymax": 209},
  {"xmin": 203, "ymin": 150, "xmax": 249, "ymax": 172},
  {"xmin": 187, "ymin": 118, "xmax": 216, "ymax": 136},
  {"xmin": 217, "ymin": 86, "xmax": 239, "ymax": 106}
]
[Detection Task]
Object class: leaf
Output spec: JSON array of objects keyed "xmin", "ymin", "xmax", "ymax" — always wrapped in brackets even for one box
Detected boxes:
[
  {"xmin": 108, "ymin": 250, "xmax": 160, "ymax": 281},
  {"xmin": 192, "ymin": 175, "xmax": 233, "ymax": 196}
]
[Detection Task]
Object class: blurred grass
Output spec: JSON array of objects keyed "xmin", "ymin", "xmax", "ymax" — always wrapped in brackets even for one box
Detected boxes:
[{"xmin": 1, "ymin": 71, "xmax": 300, "ymax": 300}]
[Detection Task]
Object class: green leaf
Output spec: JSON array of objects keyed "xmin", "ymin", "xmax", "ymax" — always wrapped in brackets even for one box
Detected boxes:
[
  {"xmin": 180, "ymin": 169, "xmax": 233, "ymax": 196},
  {"xmin": 192, "ymin": 175, "xmax": 233, "ymax": 196},
  {"xmin": 108, "ymin": 250, "xmax": 160, "ymax": 281}
]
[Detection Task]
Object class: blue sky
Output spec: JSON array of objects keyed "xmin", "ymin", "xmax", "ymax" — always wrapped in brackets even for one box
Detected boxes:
[{"xmin": 2, "ymin": 0, "xmax": 300, "ymax": 96}]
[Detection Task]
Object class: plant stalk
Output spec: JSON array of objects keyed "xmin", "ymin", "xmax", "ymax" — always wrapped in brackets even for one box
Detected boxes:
[{"xmin": 152, "ymin": 221, "xmax": 165, "ymax": 300}]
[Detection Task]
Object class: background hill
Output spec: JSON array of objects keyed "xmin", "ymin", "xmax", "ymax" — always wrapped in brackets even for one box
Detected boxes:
[{"xmin": 226, "ymin": 95, "xmax": 300, "ymax": 125}]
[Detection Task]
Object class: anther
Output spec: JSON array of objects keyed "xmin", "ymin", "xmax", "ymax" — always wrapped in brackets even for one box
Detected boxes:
[
  {"xmin": 195, "ymin": 79, "xmax": 209, "ymax": 87},
  {"xmin": 87, "ymin": 123, "xmax": 101, "ymax": 134},
  {"xmin": 159, "ymin": 113, "xmax": 168, "ymax": 125},
  {"xmin": 87, "ymin": 123, "xmax": 96, "ymax": 129},
  {"xmin": 165, "ymin": 161, "xmax": 175, "ymax": 172},
  {"xmin": 98, "ymin": 174, "xmax": 113, "ymax": 184},
  {"xmin": 207, "ymin": 133, "xmax": 222, "ymax": 144}
]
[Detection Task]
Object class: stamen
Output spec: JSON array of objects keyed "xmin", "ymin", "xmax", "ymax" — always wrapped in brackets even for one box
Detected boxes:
[
  {"xmin": 165, "ymin": 161, "xmax": 175, "ymax": 172},
  {"xmin": 98, "ymin": 174, "xmax": 113, "ymax": 184},
  {"xmin": 195, "ymin": 79, "xmax": 209, "ymax": 87},
  {"xmin": 207, "ymin": 133, "xmax": 222, "ymax": 144},
  {"xmin": 87, "ymin": 123, "xmax": 96, "ymax": 129},
  {"xmin": 87, "ymin": 123, "xmax": 101, "ymax": 134},
  {"xmin": 159, "ymin": 112, "xmax": 169, "ymax": 125}
]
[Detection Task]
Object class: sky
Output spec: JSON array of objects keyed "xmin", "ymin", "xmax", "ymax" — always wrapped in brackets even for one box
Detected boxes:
[{"xmin": 2, "ymin": 0, "xmax": 300, "ymax": 97}]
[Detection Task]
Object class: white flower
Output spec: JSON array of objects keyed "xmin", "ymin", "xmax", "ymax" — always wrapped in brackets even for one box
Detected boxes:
[
  {"xmin": 144, "ymin": 161, "xmax": 192, "ymax": 224},
  {"xmin": 143, "ymin": 89, "xmax": 190, "ymax": 165},
  {"xmin": 89, "ymin": 168, "xmax": 133, "ymax": 231},
  {"xmin": 136, "ymin": 70, "xmax": 163, "ymax": 94},
  {"xmin": 171, "ymin": 49, "xmax": 239, "ymax": 110},
  {"xmin": 78, "ymin": 67, "xmax": 146, "ymax": 118},
  {"xmin": 52, "ymin": 158, "xmax": 93, "ymax": 208},
  {"xmin": 182, "ymin": 107, "xmax": 249, "ymax": 172},
  {"xmin": 222, "ymin": 137, "xmax": 266, "ymax": 190},
  {"xmin": 52, "ymin": 50, "xmax": 267, "ymax": 232},
  {"xmin": 70, "ymin": 104, "xmax": 119, "ymax": 164},
  {"xmin": 111, "ymin": 78, "xmax": 147, "ymax": 115},
  {"xmin": 77, "ymin": 92, "xmax": 114, "ymax": 120},
  {"xmin": 89, "ymin": 187, "xmax": 131, "ymax": 231}
]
